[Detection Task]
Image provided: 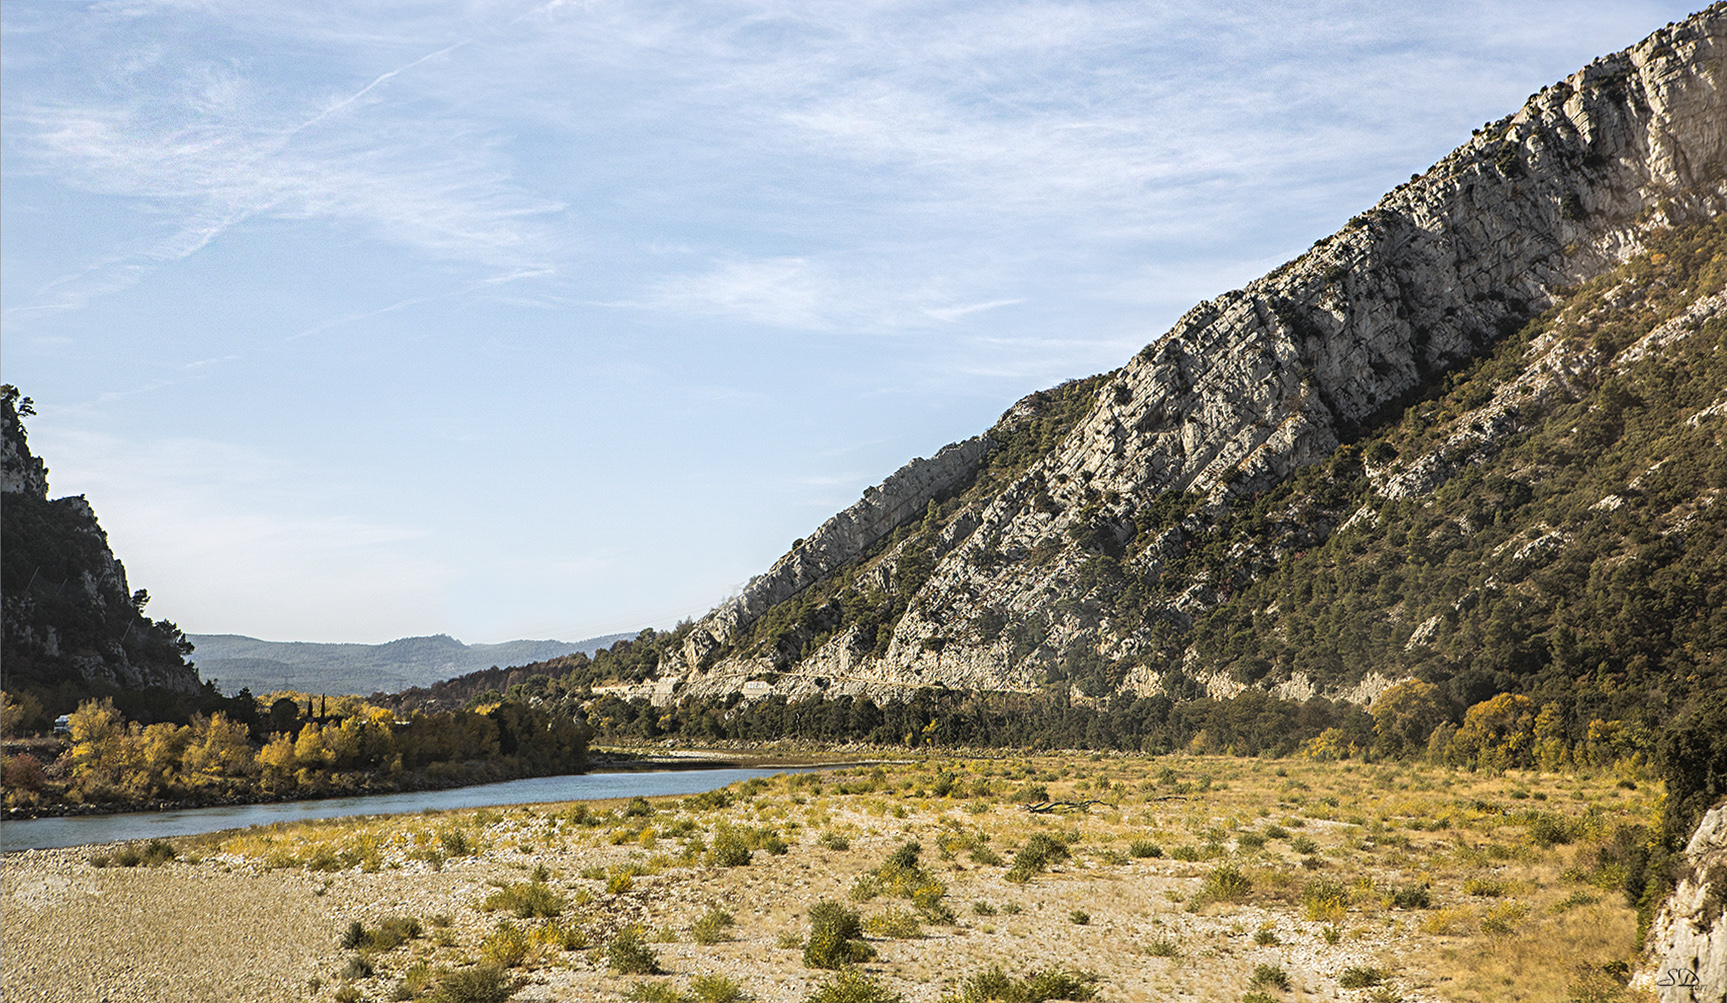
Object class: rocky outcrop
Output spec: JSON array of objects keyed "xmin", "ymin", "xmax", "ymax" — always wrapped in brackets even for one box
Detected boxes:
[
  {"xmin": 1638, "ymin": 801, "xmax": 1727, "ymax": 1003},
  {"xmin": 647, "ymin": 8, "xmax": 1727, "ymax": 707},
  {"xmin": 682, "ymin": 436, "xmax": 991, "ymax": 662},
  {"xmin": 2, "ymin": 391, "xmax": 201, "ymax": 696}
]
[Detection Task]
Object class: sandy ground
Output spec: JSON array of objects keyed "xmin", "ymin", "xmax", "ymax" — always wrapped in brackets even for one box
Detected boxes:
[{"xmin": 0, "ymin": 757, "xmax": 1652, "ymax": 1003}]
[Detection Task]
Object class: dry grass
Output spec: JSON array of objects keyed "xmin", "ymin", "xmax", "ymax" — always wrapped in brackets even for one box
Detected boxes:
[{"xmin": 4, "ymin": 753, "xmax": 1665, "ymax": 1002}]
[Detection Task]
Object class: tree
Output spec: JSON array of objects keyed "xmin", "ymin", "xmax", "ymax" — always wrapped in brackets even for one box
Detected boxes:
[
  {"xmin": 1448, "ymin": 693, "xmax": 1537, "ymax": 770},
  {"xmin": 1370, "ymin": 680, "xmax": 1448, "ymax": 757}
]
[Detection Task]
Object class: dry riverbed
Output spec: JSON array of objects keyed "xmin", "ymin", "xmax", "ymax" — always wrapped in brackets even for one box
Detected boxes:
[{"xmin": 2, "ymin": 753, "xmax": 1659, "ymax": 1003}]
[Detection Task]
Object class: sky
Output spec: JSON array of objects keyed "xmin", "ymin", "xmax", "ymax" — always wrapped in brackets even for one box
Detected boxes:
[{"xmin": 0, "ymin": 0, "xmax": 1697, "ymax": 645}]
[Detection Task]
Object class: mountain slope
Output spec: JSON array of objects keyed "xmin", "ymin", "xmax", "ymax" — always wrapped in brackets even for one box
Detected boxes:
[
  {"xmin": 643, "ymin": 8, "xmax": 1727, "ymax": 712},
  {"xmin": 188, "ymin": 632, "xmax": 635, "ymax": 697}
]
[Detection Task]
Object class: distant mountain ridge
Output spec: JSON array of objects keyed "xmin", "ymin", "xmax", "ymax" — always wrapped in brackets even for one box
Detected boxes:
[{"xmin": 190, "ymin": 631, "xmax": 636, "ymax": 697}]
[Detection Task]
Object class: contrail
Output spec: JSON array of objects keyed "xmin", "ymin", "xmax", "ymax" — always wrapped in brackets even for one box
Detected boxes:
[{"xmin": 289, "ymin": 40, "xmax": 471, "ymax": 137}]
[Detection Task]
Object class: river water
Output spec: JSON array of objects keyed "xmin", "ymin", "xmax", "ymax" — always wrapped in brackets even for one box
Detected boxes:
[{"xmin": 0, "ymin": 766, "xmax": 817, "ymax": 852}]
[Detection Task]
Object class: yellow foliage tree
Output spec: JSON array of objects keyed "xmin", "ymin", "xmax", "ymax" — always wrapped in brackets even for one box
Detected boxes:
[
  {"xmin": 1448, "ymin": 693, "xmax": 1537, "ymax": 771},
  {"xmin": 1371, "ymin": 680, "xmax": 1448, "ymax": 757},
  {"xmin": 182, "ymin": 713, "xmax": 258, "ymax": 782}
]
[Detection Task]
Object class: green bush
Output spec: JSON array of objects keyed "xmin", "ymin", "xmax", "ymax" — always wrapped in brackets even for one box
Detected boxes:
[
  {"xmin": 691, "ymin": 906, "xmax": 737, "ymax": 945},
  {"xmin": 340, "ymin": 915, "xmax": 423, "ymax": 951},
  {"xmin": 1145, "ymin": 937, "xmax": 1180, "ymax": 958},
  {"xmin": 341, "ymin": 955, "xmax": 374, "ymax": 980},
  {"xmin": 1338, "ymin": 967, "xmax": 1383, "ymax": 989},
  {"xmin": 609, "ymin": 927, "xmax": 663, "ymax": 975},
  {"xmin": 430, "ymin": 965, "xmax": 513, "ymax": 1003},
  {"xmin": 946, "ymin": 964, "xmax": 1097, "ymax": 1002},
  {"xmin": 803, "ymin": 900, "xmax": 875, "ymax": 969},
  {"xmin": 804, "ymin": 970, "xmax": 907, "ymax": 1003},
  {"xmin": 1202, "ymin": 863, "xmax": 1252, "ymax": 901},
  {"xmin": 689, "ymin": 973, "xmax": 750, "ymax": 1003},
  {"xmin": 482, "ymin": 881, "xmax": 565, "ymax": 918},
  {"xmin": 480, "ymin": 921, "xmax": 530, "ymax": 968},
  {"xmin": 624, "ymin": 982, "xmax": 684, "ymax": 1003},
  {"xmin": 1248, "ymin": 964, "xmax": 1290, "ymax": 992},
  {"xmin": 1384, "ymin": 884, "xmax": 1432, "ymax": 909},
  {"xmin": 1128, "ymin": 838, "xmax": 1163, "ymax": 858},
  {"xmin": 1005, "ymin": 833, "xmax": 1070, "ymax": 883},
  {"xmin": 708, "ymin": 826, "xmax": 753, "ymax": 867},
  {"xmin": 863, "ymin": 908, "xmax": 923, "ymax": 939},
  {"xmin": 1528, "ymin": 813, "xmax": 1579, "ymax": 849}
]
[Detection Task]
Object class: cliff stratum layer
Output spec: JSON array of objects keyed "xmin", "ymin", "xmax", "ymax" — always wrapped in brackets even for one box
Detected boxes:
[
  {"xmin": 624, "ymin": 9, "xmax": 1727, "ymax": 712},
  {"xmin": 1, "ymin": 389, "xmax": 201, "ymax": 698}
]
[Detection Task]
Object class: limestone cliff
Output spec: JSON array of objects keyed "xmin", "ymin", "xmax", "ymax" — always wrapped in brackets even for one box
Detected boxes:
[
  {"xmin": 1638, "ymin": 801, "xmax": 1727, "ymax": 1003},
  {"xmin": 1, "ymin": 387, "xmax": 202, "ymax": 697},
  {"xmin": 641, "ymin": 8, "xmax": 1727, "ymax": 710}
]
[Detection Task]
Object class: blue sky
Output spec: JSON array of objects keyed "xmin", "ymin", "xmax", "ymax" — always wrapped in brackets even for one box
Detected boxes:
[{"xmin": 1, "ymin": 1, "xmax": 1693, "ymax": 645}]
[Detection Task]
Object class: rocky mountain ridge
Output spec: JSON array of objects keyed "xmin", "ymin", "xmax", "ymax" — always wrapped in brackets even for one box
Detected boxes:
[{"xmin": 638, "ymin": 7, "xmax": 1727, "ymax": 709}]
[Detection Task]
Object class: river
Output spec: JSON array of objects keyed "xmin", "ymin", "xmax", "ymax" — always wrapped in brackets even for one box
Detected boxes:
[{"xmin": 0, "ymin": 766, "xmax": 821, "ymax": 852}]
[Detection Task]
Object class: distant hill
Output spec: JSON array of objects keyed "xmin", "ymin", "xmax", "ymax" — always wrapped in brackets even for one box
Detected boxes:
[{"xmin": 188, "ymin": 632, "xmax": 637, "ymax": 697}]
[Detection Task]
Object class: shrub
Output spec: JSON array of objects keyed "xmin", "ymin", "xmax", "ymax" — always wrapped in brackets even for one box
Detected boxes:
[
  {"xmin": 803, "ymin": 970, "xmax": 907, "ymax": 1003},
  {"xmin": 483, "ymin": 881, "xmax": 565, "ymax": 918},
  {"xmin": 1242, "ymin": 992, "xmax": 1277, "ymax": 1003},
  {"xmin": 1263, "ymin": 825, "xmax": 1289, "ymax": 840},
  {"xmin": 708, "ymin": 826, "xmax": 753, "ymax": 867},
  {"xmin": 863, "ymin": 908, "xmax": 923, "ymax": 939},
  {"xmin": 1252, "ymin": 926, "xmax": 1278, "ymax": 945},
  {"xmin": 1528, "ymin": 813, "xmax": 1578, "ymax": 849},
  {"xmin": 430, "ymin": 964, "xmax": 513, "ymax": 1003},
  {"xmin": 818, "ymin": 831, "xmax": 851, "ymax": 851},
  {"xmin": 803, "ymin": 900, "xmax": 875, "ymax": 969},
  {"xmin": 1289, "ymin": 835, "xmax": 1318, "ymax": 855},
  {"xmin": 690, "ymin": 973, "xmax": 751, "ymax": 1003},
  {"xmin": 341, "ymin": 955, "xmax": 375, "ymax": 980},
  {"xmin": 1463, "ymin": 877, "xmax": 1506, "ymax": 897},
  {"xmin": 609, "ymin": 927, "xmax": 663, "ymax": 975},
  {"xmin": 1237, "ymin": 832, "xmax": 1266, "ymax": 850},
  {"xmin": 1338, "ymin": 967, "xmax": 1383, "ymax": 989},
  {"xmin": 1249, "ymin": 964, "xmax": 1290, "ymax": 992},
  {"xmin": 1202, "ymin": 863, "xmax": 1252, "ymax": 901},
  {"xmin": 340, "ymin": 916, "xmax": 424, "ymax": 951},
  {"xmin": 1383, "ymin": 884, "xmax": 1432, "ymax": 909},
  {"xmin": 1128, "ymin": 839, "xmax": 1163, "ymax": 858},
  {"xmin": 480, "ymin": 921, "xmax": 530, "ymax": 968},
  {"xmin": 1480, "ymin": 901, "xmax": 1530, "ymax": 936},
  {"xmin": 972, "ymin": 901, "xmax": 997, "ymax": 916},
  {"xmin": 1068, "ymin": 909, "xmax": 1090, "ymax": 925},
  {"xmin": 691, "ymin": 906, "xmax": 737, "ymax": 945},
  {"xmin": 1302, "ymin": 879, "xmax": 1349, "ymax": 922},
  {"xmin": 624, "ymin": 982, "xmax": 684, "ymax": 1003},
  {"xmin": 1145, "ymin": 937, "xmax": 1180, "ymax": 958},
  {"xmin": 533, "ymin": 920, "xmax": 589, "ymax": 950},
  {"xmin": 948, "ymin": 965, "xmax": 1097, "ymax": 1002},
  {"xmin": 1005, "ymin": 833, "xmax": 1070, "ymax": 883}
]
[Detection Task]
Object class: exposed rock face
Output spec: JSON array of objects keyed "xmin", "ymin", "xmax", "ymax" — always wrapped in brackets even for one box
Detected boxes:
[
  {"xmin": 682, "ymin": 436, "xmax": 991, "ymax": 663},
  {"xmin": 643, "ymin": 8, "xmax": 1727, "ymax": 708},
  {"xmin": 2, "ymin": 393, "xmax": 201, "ymax": 696},
  {"xmin": 1638, "ymin": 801, "xmax": 1727, "ymax": 1003}
]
